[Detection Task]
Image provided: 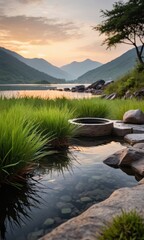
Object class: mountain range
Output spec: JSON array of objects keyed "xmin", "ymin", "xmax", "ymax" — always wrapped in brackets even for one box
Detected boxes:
[
  {"xmin": 76, "ymin": 47, "xmax": 141, "ymax": 83},
  {"xmin": 0, "ymin": 47, "xmax": 72, "ymax": 81},
  {"xmin": 61, "ymin": 59, "xmax": 102, "ymax": 79},
  {"xmin": 0, "ymin": 46, "xmax": 141, "ymax": 84},
  {"xmin": 0, "ymin": 49, "xmax": 64, "ymax": 84}
]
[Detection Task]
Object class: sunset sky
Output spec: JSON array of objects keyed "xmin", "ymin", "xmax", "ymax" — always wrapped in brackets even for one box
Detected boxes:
[{"xmin": 0, "ymin": 0, "xmax": 132, "ymax": 66}]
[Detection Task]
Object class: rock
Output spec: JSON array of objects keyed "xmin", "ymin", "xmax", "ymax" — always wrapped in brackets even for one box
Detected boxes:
[
  {"xmin": 43, "ymin": 218, "xmax": 55, "ymax": 226},
  {"xmin": 103, "ymin": 148, "xmax": 127, "ymax": 167},
  {"xmin": 104, "ymin": 147, "xmax": 144, "ymax": 166},
  {"xmin": 28, "ymin": 229, "xmax": 44, "ymax": 240},
  {"xmin": 39, "ymin": 184, "xmax": 144, "ymax": 240},
  {"xmin": 134, "ymin": 89, "xmax": 144, "ymax": 100},
  {"xmin": 112, "ymin": 125, "xmax": 133, "ymax": 137},
  {"xmin": 133, "ymin": 143, "xmax": 144, "ymax": 149},
  {"xmin": 123, "ymin": 109, "xmax": 144, "ymax": 124},
  {"xmin": 105, "ymin": 93, "xmax": 117, "ymax": 100},
  {"xmin": 132, "ymin": 159, "xmax": 144, "ymax": 176},
  {"xmin": 86, "ymin": 80, "xmax": 105, "ymax": 90},
  {"xmin": 123, "ymin": 90, "xmax": 133, "ymax": 99},
  {"xmin": 61, "ymin": 208, "xmax": 72, "ymax": 214},
  {"xmin": 124, "ymin": 133, "xmax": 144, "ymax": 145},
  {"xmin": 71, "ymin": 85, "xmax": 85, "ymax": 92},
  {"xmin": 80, "ymin": 197, "xmax": 91, "ymax": 203}
]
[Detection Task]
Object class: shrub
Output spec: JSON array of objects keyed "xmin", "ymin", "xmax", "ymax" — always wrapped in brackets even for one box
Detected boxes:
[{"xmin": 98, "ymin": 210, "xmax": 144, "ymax": 240}]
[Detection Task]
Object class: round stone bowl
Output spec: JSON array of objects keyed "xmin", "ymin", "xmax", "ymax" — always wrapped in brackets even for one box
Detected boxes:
[{"xmin": 69, "ymin": 117, "xmax": 113, "ymax": 137}]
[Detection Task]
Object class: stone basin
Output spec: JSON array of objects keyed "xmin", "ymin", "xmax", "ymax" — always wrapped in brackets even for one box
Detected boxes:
[{"xmin": 69, "ymin": 117, "xmax": 113, "ymax": 137}]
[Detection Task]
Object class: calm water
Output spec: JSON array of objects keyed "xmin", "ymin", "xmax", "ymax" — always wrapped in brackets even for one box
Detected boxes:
[
  {"xmin": 0, "ymin": 84, "xmax": 91, "ymax": 99},
  {"xmin": 1, "ymin": 138, "xmax": 139, "ymax": 240}
]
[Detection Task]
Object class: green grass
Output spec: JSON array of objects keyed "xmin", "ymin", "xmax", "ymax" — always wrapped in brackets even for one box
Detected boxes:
[
  {"xmin": 71, "ymin": 98, "xmax": 110, "ymax": 118},
  {"xmin": 98, "ymin": 210, "xmax": 144, "ymax": 240},
  {"xmin": 0, "ymin": 105, "xmax": 50, "ymax": 186},
  {"xmin": 104, "ymin": 64, "xmax": 144, "ymax": 97},
  {"xmin": 31, "ymin": 106, "xmax": 77, "ymax": 149}
]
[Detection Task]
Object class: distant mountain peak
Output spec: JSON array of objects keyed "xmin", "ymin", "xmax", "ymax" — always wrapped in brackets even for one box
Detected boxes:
[{"xmin": 61, "ymin": 59, "xmax": 103, "ymax": 79}]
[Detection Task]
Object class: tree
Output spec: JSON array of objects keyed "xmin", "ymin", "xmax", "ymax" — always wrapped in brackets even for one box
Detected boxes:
[{"xmin": 94, "ymin": 0, "xmax": 144, "ymax": 66}]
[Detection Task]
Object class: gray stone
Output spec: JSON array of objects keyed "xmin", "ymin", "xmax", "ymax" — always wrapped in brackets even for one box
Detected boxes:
[
  {"xmin": 112, "ymin": 125, "xmax": 133, "ymax": 137},
  {"xmin": 28, "ymin": 229, "xmax": 44, "ymax": 240},
  {"xmin": 133, "ymin": 143, "xmax": 144, "ymax": 149},
  {"xmin": 39, "ymin": 184, "xmax": 144, "ymax": 240},
  {"xmin": 123, "ymin": 109, "xmax": 144, "ymax": 124},
  {"xmin": 124, "ymin": 133, "xmax": 144, "ymax": 145},
  {"xmin": 80, "ymin": 197, "xmax": 91, "ymax": 203},
  {"xmin": 43, "ymin": 218, "xmax": 55, "ymax": 226},
  {"xmin": 104, "ymin": 147, "xmax": 144, "ymax": 176},
  {"xmin": 61, "ymin": 208, "xmax": 72, "ymax": 214},
  {"xmin": 113, "ymin": 120, "xmax": 144, "ymax": 133}
]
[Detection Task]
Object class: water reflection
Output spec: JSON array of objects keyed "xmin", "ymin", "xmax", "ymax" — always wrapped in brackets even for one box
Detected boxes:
[
  {"xmin": 0, "ymin": 141, "xmax": 139, "ymax": 240},
  {"xmin": 0, "ymin": 179, "xmax": 41, "ymax": 240},
  {"xmin": 0, "ymin": 90, "xmax": 92, "ymax": 100}
]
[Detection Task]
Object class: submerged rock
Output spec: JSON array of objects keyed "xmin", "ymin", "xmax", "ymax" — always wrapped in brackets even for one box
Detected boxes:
[
  {"xmin": 61, "ymin": 208, "xmax": 72, "ymax": 214},
  {"xmin": 43, "ymin": 218, "xmax": 55, "ymax": 226},
  {"xmin": 80, "ymin": 197, "xmax": 91, "ymax": 203}
]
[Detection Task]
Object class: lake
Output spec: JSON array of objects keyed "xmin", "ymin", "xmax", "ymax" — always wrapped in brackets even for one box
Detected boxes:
[
  {"xmin": 1, "ymin": 137, "xmax": 139, "ymax": 240},
  {"xmin": 0, "ymin": 84, "xmax": 92, "ymax": 99}
]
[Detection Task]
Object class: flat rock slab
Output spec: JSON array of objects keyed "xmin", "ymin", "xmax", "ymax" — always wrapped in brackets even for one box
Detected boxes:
[
  {"xmin": 113, "ymin": 121, "xmax": 144, "ymax": 133},
  {"xmin": 124, "ymin": 133, "xmax": 144, "ymax": 145},
  {"xmin": 40, "ymin": 184, "xmax": 144, "ymax": 240}
]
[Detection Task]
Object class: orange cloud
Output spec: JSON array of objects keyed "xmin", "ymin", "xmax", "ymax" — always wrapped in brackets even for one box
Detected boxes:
[{"xmin": 0, "ymin": 15, "xmax": 81, "ymax": 46}]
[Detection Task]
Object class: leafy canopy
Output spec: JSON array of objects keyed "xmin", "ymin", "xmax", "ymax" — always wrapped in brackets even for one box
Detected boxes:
[{"xmin": 94, "ymin": 0, "xmax": 144, "ymax": 65}]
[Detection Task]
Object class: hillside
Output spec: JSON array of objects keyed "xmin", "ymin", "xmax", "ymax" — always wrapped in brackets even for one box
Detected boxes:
[
  {"xmin": 61, "ymin": 59, "xmax": 102, "ymax": 79},
  {"xmin": 0, "ymin": 47, "xmax": 72, "ymax": 81},
  {"xmin": 76, "ymin": 47, "xmax": 141, "ymax": 83},
  {"xmin": 0, "ymin": 49, "xmax": 64, "ymax": 84}
]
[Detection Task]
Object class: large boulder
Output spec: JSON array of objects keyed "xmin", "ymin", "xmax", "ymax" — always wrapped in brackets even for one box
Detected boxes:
[
  {"xmin": 123, "ymin": 109, "xmax": 144, "ymax": 124},
  {"xmin": 87, "ymin": 80, "xmax": 105, "ymax": 90},
  {"xmin": 104, "ymin": 147, "xmax": 144, "ymax": 177}
]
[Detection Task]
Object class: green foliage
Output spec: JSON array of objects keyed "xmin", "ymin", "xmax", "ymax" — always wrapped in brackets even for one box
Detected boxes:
[
  {"xmin": 31, "ymin": 106, "xmax": 76, "ymax": 149},
  {"xmin": 94, "ymin": 0, "xmax": 144, "ymax": 65},
  {"xmin": 98, "ymin": 210, "xmax": 144, "ymax": 240},
  {"xmin": 73, "ymin": 98, "xmax": 110, "ymax": 118},
  {"xmin": 108, "ymin": 99, "xmax": 144, "ymax": 119},
  {"xmin": 104, "ymin": 66, "xmax": 144, "ymax": 97},
  {"xmin": 0, "ymin": 105, "xmax": 49, "ymax": 185}
]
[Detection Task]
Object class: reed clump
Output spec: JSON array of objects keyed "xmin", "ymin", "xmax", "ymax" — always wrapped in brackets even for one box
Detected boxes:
[{"xmin": 0, "ymin": 105, "xmax": 49, "ymax": 186}]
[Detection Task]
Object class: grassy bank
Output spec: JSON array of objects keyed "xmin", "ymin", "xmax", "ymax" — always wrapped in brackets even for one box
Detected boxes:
[{"xmin": 104, "ymin": 65, "xmax": 144, "ymax": 97}]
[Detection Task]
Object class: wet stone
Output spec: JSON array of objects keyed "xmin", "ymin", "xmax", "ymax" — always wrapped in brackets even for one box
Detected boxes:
[
  {"xmin": 27, "ymin": 229, "xmax": 44, "ymax": 240},
  {"xmin": 43, "ymin": 218, "xmax": 55, "ymax": 226},
  {"xmin": 61, "ymin": 207, "xmax": 72, "ymax": 214},
  {"xmin": 80, "ymin": 197, "xmax": 91, "ymax": 202}
]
